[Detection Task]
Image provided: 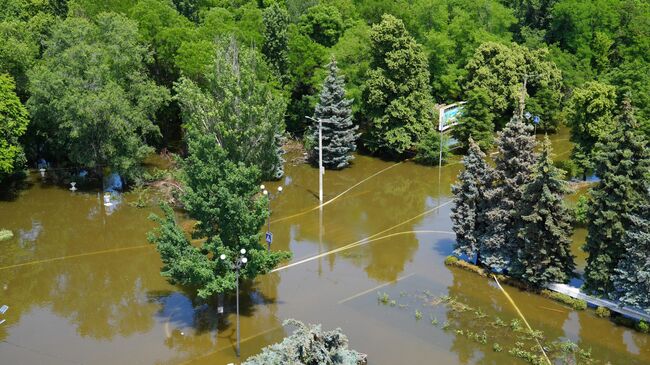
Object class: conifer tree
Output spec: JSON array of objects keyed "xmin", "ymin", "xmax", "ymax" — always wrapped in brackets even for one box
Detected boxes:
[
  {"xmin": 481, "ymin": 116, "xmax": 537, "ymax": 271},
  {"xmin": 511, "ymin": 136, "xmax": 576, "ymax": 288},
  {"xmin": 583, "ymin": 98, "xmax": 650, "ymax": 296},
  {"xmin": 309, "ymin": 59, "xmax": 358, "ymax": 170},
  {"xmin": 612, "ymin": 185, "xmax": 650, "ymax": 311},
  {"xmin": 451, "ymin": 138, "xmax": 494, "ymax": 260}
]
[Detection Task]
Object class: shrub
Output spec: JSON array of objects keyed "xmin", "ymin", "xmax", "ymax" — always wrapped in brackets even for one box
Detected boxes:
[
  {"xmin": 0, "ymin": 229, "xmax": 13, "ymax": 242},
  {"xmin": 540, "ymin": 290, "xmax": 587, "ymax": 310},
  {"xmin": 444, "ymin": 256, "xmax": 459, "ymax": 265},
  {"xmin": 637, "ymin": 321, "xmax": 649, "ymax": 334},
  {"xmin": 595, "ymin": 306, "xmax": 611, "ymax": 318},
  {"xmin": 415, "ymin": 130, "xmax": 449, "ymax": 166},
  {"xmin": 573, "ymin": 195, "xmax": 589, "ymax": 226}
]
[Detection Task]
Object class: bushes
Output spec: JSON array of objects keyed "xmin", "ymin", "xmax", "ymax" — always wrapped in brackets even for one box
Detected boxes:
[
  {"xmin": 540, "ymin": 290, "xmax": 588, "ymax": 310},
  {"xmin": 573, "ymin": 195, "xmax": 589, "ymax": 226},
  {"xmin": 637, "ymin": 321, "xmax": 649, "ymax": 334},
  {"xmin": 444, "ymin": 256, "xmax": 487, "ymax": 276},
  {"xmin": 0, "ymin": 229, "xmax": 13, "ymax": 242},
  {"xmin": 595, "ymin": 306, "xmax": 611, "ymax": 318},
  {"xmin": 415, "ymin": 130, "xmax": 449, "ymax": 166},
  {"xmin": 553, "ymin": 159, "xmax": 579, "ymax": 180}
]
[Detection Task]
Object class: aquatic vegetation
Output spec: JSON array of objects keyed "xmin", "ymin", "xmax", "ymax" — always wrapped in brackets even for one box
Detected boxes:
[
  {"xmin": 377, "ymin": 292, "xmax": 390, "ymax": 305},
  {"xmin": 415, "ymin": 310, "xmax": 423, "ymax": 320},
  {"xmin": 637, "ymin": 321, "xmax": 649, "ymax": 334},
  {"xmin": 0, "ymin": 229, "xmax": 13, "ymax": 242},
  {"xmin": 493, "ymin": 343, "xmax": 502, "ymax": 352},
  {"xmin": 430, "ymin": 316, "xmax": 438, "ymax": 326}
]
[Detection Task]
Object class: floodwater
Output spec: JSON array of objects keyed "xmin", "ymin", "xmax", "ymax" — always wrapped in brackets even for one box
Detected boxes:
[{"xmin": 1, "ymin": 131, "xmax": 648, "ymax": 365}]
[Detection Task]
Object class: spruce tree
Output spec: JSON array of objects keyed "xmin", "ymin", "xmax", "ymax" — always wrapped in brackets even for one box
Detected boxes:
[
  {"xmin": 511, "ymin": 136, "xmax": 576, "ymax": 288},
  {"xmin": 309, "ymin": 59, "xmax": 359, "ymax": 170},
  {"xmin": 583, "ymin": 98, "xmax": 650, "ymax": 296},
  {"xmin": 451, "ymin": 138, "xmax": 494, "ymax": 260},
  {"xmin": 612, "ymin": 185, "xmax": 650, "ymax": 311},
  {"xmin": 481, "ymin": 116, "xmax": 537, "ymax": 271}
]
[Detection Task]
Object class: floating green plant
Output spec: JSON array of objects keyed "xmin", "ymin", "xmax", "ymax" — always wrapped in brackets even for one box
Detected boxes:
[{"xmin": 415, "ymin": 310, "xmax": 423, "ymax": 320}]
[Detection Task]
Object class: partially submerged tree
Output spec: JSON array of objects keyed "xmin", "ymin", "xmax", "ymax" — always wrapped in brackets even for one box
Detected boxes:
[
  {"xmin": 451, "ymin": 139, "xmax": 494, "ymax": 260},
  {"xmin": 482, "ymin": 116, "xmax": 537, "ymax": 271},
  {"xmin": 148, "ymin": 127, "xmax": 291, "ymax": 299},
  {"xmin": 308, "ymin": 58, "xmax": 358, "ymax": 170},
  {"xmin": 0, "ymin": 73, "xmax": 29, "ymax": 181},
  {"xmin": 451, "ymin": 88, "xmax": 494, "ymax": 152},
  {"xmin": 362, "ymin": 14, "xmax": 433, "ymax": 156},
  {"xmin": 175, "ymin": 38, "xmax": 286, "ymax": 180},
  {"xmin": 27, "ymin": 13, "xmax": 169, "ymax": 178},
  {"xmin": 612, "ymin": 185, "xmax": 650, "ymax": 312},
  {"xmin": 511, "ymin": 137, "xmax": 576, "ymax": 288},
  {"xmin": 243, "ymin": 319, "xmax": 367, "ymax": 365},
  {"xmin": 583, "ymin": 98, "xmax": 650, "ymax": 296}
]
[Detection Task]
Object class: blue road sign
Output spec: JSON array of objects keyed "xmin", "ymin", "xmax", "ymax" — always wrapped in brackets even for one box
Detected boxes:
[
  {"xmin": 265, "ymin": 231, "xmax": 273, "ymax": 244},
  {"xmin": 533, "ymin": 116, "xmax": 540, "ymax": 124}
]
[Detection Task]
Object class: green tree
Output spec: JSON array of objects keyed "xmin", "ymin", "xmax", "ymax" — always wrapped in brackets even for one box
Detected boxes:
[
  {"xmin": 414, "ymin": 129, "xmax": 449, "ymax": 166},
  {"xmin": 452, "ymin": 88, "xmax": 494, "ymax": 152},
  {"xmin": 612, "ymin": 186, "xmax": 650, "ymax": 312},
  {"xmin": 27, "ymin": 13, "xmax": 169, "ymax": 178},
  {"xmin": 262, "ymin": 3, "xmax": 289, "ymax": 77},
  {"xmin": 175, "ymin": 38, "xmax": 287, "ymax": 180},
  {"xmin": 243, "ymin": 319, "xmax": 365, "ymax": 365},
  {"xmin": 482, "ymin": 116, "xmax": 537, "ymax": 271},
  {"xmin": 362, "ymin": 14, "xmax": 433, "ymax": 156},
  {"xmin": 566, "ymin": 81, "xmax": 617, "ymax": 179},
  {"xmin": 511, "ymin": 136, "xmax": 576, "ymax": 288},
  {"xmin": 298, "ymin": 4, "xmax": 344, "ymax": 47},
  {"xmin": 308, "ymin": 59, "xmax": 358, "ymax": 169},
  {"xmin": 451, "ymin": 138, "xmax": 494, "ymax": 260},
  {"xmin": 148, "ymin": 127, "xmax": 291, "ymax": 299},
  {"xmin": 464, "ymin": 41, "xmax": 561, "ymax": 128},
  {"xmin": 583, "ymin": 98, "xmax": 650, "ymax": 296},
  {"xmin": 0, "ymin": 73, "xmax": 29, "ymax": 180}
]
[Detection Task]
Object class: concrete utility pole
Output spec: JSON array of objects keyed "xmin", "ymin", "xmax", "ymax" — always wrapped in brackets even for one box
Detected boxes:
[{"xmin": 305, "ymin": 116, "xmax": 324, "ymax": 204}]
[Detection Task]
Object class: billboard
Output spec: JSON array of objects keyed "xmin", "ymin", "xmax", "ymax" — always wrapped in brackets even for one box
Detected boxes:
[{"xmin": 438, "ymin": 102, "xmax": 466, "ymax": 132}]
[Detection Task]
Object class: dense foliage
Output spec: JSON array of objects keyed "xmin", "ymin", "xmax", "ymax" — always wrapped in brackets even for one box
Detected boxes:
[
  {"xmin": 148, "ymin": 126, "xmax": 291, "ymax": 299},
  {"xmin": 583, "ymin": 99, "xmax": 650, "ymax": 296},
  {"xmin": 0, "ymin": 73, "xmax": 29, "ymax": 180},
  {"xmin": 511, "ymin": 137, "xmax": 575, "ymax": 288},
  {"xmin": 27, "ymin": 13, "xmax": 169, "ymax": 178},
  {"xmin": 243, "ymin": 319, "xmax": 366, "ymax": 365}
]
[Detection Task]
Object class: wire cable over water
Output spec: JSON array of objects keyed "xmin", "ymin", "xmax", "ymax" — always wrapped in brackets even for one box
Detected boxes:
[
  {"xmin": 492, "ymin": 274, "xmax": 552, "ymax": 365},
  {"xmin": 272, "ymin": 199, "xmax": 454, "ymax": 273}
]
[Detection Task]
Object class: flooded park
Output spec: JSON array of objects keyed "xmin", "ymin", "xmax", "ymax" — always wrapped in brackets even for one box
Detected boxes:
[{"xmin": 1, "ymin": 130, "xmax": 649, "ymax": 365}]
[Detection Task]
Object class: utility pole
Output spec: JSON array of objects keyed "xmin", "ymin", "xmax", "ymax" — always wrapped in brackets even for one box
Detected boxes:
[{"xmin": 306, "ymin": 116, "xmax": 324, "ymax": 204}]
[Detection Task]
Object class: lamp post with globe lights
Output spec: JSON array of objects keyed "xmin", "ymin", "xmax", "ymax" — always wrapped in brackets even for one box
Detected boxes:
[
  {"xmin": 220, "ymin": 249, "xmax": 248, "ymax": 358},
  {"xmin": 260, "ymin": 185, "xmax": 283, "ymax": 250}
]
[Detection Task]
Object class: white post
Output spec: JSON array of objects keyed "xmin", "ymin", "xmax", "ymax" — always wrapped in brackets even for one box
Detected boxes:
[{"xmin": 319, "ymin": 117, "xmax": 323, "ymax": 204}]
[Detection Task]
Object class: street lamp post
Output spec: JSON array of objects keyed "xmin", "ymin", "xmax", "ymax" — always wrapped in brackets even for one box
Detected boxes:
[
  {"xmin": 305, "ymin": 116, "xmax": 324, "ymax": 204},
  {"xmin": 220, "ymin": 249, "xmax": 248, "ymax": 358},
  {"xmin": 260, "ymin": 184, "xmax": 283, "ymax": 250}
]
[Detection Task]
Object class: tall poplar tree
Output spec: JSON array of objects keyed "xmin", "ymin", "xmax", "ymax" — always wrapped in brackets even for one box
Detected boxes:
[
  {"xmin": 482, "ymin": 116, "xmax": 537, "ymax": 271},
  {"xmin": 451, "ymin": 138, "xmax": 494, "ymax": 260},
  {"xmin": 262, "ymin": 3, "xmax": 289, "ymax": 78},
  {"xmin": 511, "ymin": 137, "xmax": 576, "ymax": 288},
  {"xmin": 0, "ymin": 73, "xmax": 29, "ymax": 181},
  {"xmin": 309, "ymin": 59, "xmax": 358, "ymax": 170},
  {"xmin": 362, "ymin": 14, "xmax": 433, "ymax": 156},
  {"xmin": 583, "ymin": 98, "xmax": 650, "ymax": 296},
  {"xmin": 612, "ymin": 185, "xmax": 650, "ymax": 311}
]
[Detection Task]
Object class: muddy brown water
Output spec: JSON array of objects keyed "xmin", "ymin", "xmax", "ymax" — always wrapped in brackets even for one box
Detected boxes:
[{"xmin": 1, "ymin": 130, "xmax": 648, "ymax": 364}]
